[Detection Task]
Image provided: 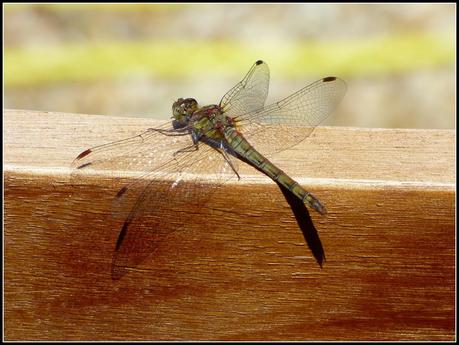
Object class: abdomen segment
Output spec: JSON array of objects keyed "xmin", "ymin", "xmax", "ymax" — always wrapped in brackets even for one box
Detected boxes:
[{"xmin": 224, "ymin": 128, "xmax": 326, "ymax": 215}]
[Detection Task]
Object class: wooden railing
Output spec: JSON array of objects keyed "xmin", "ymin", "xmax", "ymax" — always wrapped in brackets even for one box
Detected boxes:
[{"xmin": 4, "ymin": 109, "xmax": 455, "ymax": 340}]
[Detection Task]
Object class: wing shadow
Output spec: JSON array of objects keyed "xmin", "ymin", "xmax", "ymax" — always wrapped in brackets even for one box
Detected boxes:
[
  {"xmin": 110, "ymin": 191, "xmax": 206, "ymax": 281},
  {"xmin": 110, "ymin": 155, "xmax": 326, "ymax": 280}
]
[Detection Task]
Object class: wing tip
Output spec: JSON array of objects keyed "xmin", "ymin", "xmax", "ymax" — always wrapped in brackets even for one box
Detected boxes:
[
  {"xmin": 322, "ymin": 76, "xmax": 337, "ymax": 82},
  {"xmin": 76, "ymin": 162, "xmax": 92, "ymax": 170},
  {"xmin": 76, "ymin": 149, "xmax": 92, "ymax": 160},
  {"xmin": 115, "ymin": 221, "xmax": 130, "ymax": 251},
  {"xmin": 116, "ymin": 186, "xmax": 128, "ymax": 198}
]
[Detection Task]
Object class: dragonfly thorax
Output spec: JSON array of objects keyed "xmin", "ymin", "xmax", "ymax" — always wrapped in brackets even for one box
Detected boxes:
[{"xmin": 192, "ymin": 104, "xmax": 235, "ymax": 133}]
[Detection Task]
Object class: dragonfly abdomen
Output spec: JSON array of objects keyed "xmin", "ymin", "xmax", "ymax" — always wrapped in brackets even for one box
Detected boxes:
[
  {"xmin": 225, "ymin": 127, "xmax": 326, "ymax": 215},
  {"xmin": 277, "ymin": 174, "xmax": 327, "ymax": 215}
]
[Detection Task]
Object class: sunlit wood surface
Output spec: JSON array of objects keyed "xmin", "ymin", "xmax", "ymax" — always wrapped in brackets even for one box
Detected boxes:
[{"xmin": 4, "ymin": 109, "xmax": 455, "ymax": 340}]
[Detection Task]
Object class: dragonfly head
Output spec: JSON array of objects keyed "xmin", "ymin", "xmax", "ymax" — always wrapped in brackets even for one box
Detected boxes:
[{"xmin": 172, "ymin": 98, "xmax": 198, "ymax": 128}]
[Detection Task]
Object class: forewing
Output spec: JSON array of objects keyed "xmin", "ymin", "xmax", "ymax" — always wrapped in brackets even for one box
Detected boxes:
[
  {"xmin": 236, "ymin": 76, "xmax": 346, "ymax": 156},
  {"xmin": 219, "ymin": 60, "xmax": 270, "ymax": 118},
  {"xmin": 70, "ymin": 123, "xmax": 192, "ymax": 189}
]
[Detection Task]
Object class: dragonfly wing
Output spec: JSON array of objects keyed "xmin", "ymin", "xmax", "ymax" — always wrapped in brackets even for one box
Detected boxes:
[
  {"xmin": 70, "ymin": 122, "xmax": 193, "ymax": 189},
  {"xmin": 236, "ymin": 76, "xmax": 346, "ymax": 156},
  {"xmin": 110, "ymin": 140, "xmax": 239, "ymax": 279},
  {"xmin": 219, "ymin": 60, "xmax": 270, "ymax": 118}
]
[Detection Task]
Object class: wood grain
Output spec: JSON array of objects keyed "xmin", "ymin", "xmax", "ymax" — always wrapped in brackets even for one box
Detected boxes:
[{"xmin": 4, "ymin": 109, "xmax": 455, "ymax": 340}]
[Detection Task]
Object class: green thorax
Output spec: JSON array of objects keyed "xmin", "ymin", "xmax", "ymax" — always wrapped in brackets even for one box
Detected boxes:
[{"xmin": 191, "ymin": 104, "xmax": 236, "ymax": 140}]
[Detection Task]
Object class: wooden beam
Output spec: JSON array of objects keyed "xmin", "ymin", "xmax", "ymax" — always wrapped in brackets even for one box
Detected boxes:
[{"xmin": 4, "ymin": 109, "xmax": 455, "ymax": 340}]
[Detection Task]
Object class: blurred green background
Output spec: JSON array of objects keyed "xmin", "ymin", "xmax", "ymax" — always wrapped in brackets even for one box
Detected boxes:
[{"xmin": 4, "ymin": 3, "xmax": 455, "ymax": 129}]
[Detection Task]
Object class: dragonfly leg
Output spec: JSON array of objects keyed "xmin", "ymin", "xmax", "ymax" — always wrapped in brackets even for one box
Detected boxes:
[
  {"xmin": 214, "ymin": 147, "xmax": 241, "ymax": 180},
  {"xmin": 219, "ymin": 148, "xmax": 240, "ymax": 180},
  {"xmin": 148, "ymin": 127, "xmax": 189, "ymax": 136},
  {"xmin": 172, "ymin": 143, "xmax": 199, "ymax": 157}
]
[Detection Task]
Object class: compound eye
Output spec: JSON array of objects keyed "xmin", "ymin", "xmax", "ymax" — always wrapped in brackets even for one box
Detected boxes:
[{"xmin": 186, "ymin": 99, "xmax": 198, "ymax": 111}]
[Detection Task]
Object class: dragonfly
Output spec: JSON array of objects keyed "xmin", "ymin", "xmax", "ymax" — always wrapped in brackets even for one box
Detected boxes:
[{"xmin": 71, "ymin": 60, "xmax": 346, "ymax": 278}]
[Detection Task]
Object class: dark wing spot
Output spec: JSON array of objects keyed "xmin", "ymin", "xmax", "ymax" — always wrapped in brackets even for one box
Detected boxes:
[
  {"xmin": 115, "ymin": 221, "xmax": 129, "ymax": 251},
  {"xmin": 116, "ymin": 186, "xmax": 128, "ymax": 198},
  {"xmin": 323, "ymin": 76, "xmax": 336, "ymax": 82},
  {"xmin": 256, "ymin": 60, "xmax": 263, "ymax": 65},
  {"xmin": 77, "ymin": 162, "xmax": 92, "ymax": 169},
  {"xmin": 76, "ymin": 149, "xmax": 92, "ymax": 160}
]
